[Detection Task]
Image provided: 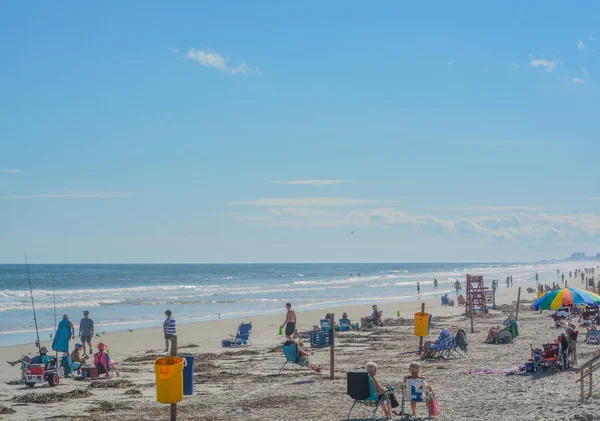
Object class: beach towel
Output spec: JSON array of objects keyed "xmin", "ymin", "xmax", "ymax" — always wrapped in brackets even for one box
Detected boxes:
[
  {"xmin": 470, "ymin": 366, "xmax": 523, "ymax": 374},
  {"xmin": 52, "ymin": 316, "xmax": 71, "ymax": 353},
  {"xmin": 430, "ymin": 328, "xmax": 453, "ymax": 350}
]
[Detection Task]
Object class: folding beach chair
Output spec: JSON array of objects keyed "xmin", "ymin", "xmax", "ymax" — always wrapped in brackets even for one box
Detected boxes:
[
  {"xmin": 534, "ymin": 343, "xmax": 563, "ymax": 373},
  {"xmin": 492, "ymin": 330, "xmax": 513, "ymax": 344},
  {"xmin": 346, "ymin": 372, "xmax": 394, "ymax": 420},
  {"xmin": 441, "ymin": 296, "xmax": 448, "ymax": 306},
  {"xmin": 339, "ymin": 318, "xmax": 352, "ymax": 332},
  {"xmin": 422, "ymin": 329, "xmax": 455, "ymax": 360},
  {"xmin": 320, "ymin": 318, "xmax": 332, "ymax": 331},
  {"xmin": 229, "ymin": 322, "xmax": 252, "ymax": 347},
  {"xmin": 587, "ymin": 330, "xmax": 600, "ymax": 344},
  {"xmin": 400, "ymin": 378, "xmax": 431, "ymax": 420},
  {"xmin": 454, "ymin": 329, "xmax": 469, "ymax": 356},
  {"xmin": 279, "ymin": 343, "xmax": 309, "ymax": 374},
  {"xmin": 457, "ymin": 295, "xmax": 466, "ymax": 306}
]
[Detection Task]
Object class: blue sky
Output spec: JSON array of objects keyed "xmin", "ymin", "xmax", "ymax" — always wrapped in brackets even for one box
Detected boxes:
[{"xmin": 1, "ymin": 2, "xmax": 599, "ymax": 263}]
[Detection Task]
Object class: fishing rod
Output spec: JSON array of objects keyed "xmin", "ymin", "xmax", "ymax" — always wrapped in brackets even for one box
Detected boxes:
[
  {"xmin": 53, "ymin": 276, "xmax": 57, "ymax": 331},
  {"xmin": 24, "ymin": 253, "xmax": 42, "ymax": 355}
]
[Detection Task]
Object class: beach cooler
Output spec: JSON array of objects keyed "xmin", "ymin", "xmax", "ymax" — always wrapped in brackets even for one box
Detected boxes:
[
  {"xmin": 221, "ymin": 339, "xmax": 232, "ymax": 348},
  {"xmin": 154, "ymin": 356, "xmax": 185, "ymax": 404},
  {"xmin": 82, "ymin": 365, "xmax": 98, "ymax": 378},
  {"xmin": 30, "ymin": 364, "xmax": 45, "ymax": 375}
]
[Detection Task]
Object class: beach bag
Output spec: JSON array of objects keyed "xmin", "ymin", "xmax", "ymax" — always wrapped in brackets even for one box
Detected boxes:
[{"xmin": 429, "ymin": 392, "xmax": 441, "ymax": 417}]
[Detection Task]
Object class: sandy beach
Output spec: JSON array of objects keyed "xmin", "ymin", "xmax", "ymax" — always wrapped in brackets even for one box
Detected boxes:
[{"xmin": 2, "ymin": 284, "xmax": 600, "ymax": 420}]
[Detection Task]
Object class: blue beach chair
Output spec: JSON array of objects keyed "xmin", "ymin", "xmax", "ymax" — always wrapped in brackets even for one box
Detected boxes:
[
  {"xmin": 339, "ymin": 318, "xmax": 352, "ymax": 332},
  {"xmin": 228, "ymin": 322, "xmax": 252, "ymax": 347},
  {"xmin": 320, "ymin": 318, "xmax": 332, "ymax": 331},
  {"xmin": 279, "ymin": 343, "xmax": 309, "ymax": 374},
  {"xmin": 346, "ymin": 372, "xmax": 394, "ymax": 420}
]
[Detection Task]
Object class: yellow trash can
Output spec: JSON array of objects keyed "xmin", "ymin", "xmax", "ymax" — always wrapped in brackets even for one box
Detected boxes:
[
  {"xmin": 154, "ymin": 356, "xmax": 185, "ymax": 404},
  {"xmin": 414, "ymin": 312, "xmax": 431, "ymax": 337}
]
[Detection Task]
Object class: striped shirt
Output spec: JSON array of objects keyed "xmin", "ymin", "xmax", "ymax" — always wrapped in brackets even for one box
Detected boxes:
[{"xmin": 163, "ymin": 316, "xmax": 176, "ymax": 334}]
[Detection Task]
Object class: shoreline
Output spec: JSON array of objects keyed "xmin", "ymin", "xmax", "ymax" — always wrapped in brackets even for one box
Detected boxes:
[{"xmin": 0, "ymin": 285, "xmax": 527, "ymax": 358}]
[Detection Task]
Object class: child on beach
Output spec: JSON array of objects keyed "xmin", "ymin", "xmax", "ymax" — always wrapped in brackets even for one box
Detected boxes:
[{"xmin": 405, "ymin": 362, "xmax": 433, "ymax": 416}]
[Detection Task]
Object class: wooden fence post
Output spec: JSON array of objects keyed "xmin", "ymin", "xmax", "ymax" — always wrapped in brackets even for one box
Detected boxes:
[
  {"xmin": 419, "ymin": 303, "xmax": 425, "ymax": 352},
  {"xmin": 329, "ymin": 313, "xmax": 335, "ymax": 380},
  {"xmin": 170, "ymin": 335, "xmax": 178, "ymax": 421},
  {"xmin": 515, "ymin": 287, "xmax": 521, "ymax": 321}
]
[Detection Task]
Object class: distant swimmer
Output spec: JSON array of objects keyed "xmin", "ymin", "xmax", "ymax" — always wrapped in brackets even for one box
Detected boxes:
[{"xmin": 350, "ymin": 230, "xmax": 356, "ymax": 234}]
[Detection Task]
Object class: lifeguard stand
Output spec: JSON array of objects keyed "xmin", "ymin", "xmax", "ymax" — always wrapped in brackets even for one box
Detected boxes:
[{"xmin": 465, "ymin": 274, "xmax": 487, "ymax": 313}]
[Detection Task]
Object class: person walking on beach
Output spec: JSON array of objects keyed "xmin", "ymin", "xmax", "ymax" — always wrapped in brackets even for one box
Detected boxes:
[
  {"xmin": 454, "ymin": 280, "xmax": 460, "ymax": 295},
  {"xmin": 282, "ymin": 303, "xmax": 296, "ymax": 339},
  {"xmin": 506, "ymin": 277, "xmax": 510, "ymax": 288},
  {"xmin": 417, "ymin": 282, "xmax": 421, "ymax": 299},
  {"xmin": 79, "ymin": 311, "xmax": 94, "ymax": 355},
  {"xmin": 510, "ymin": 276, "xmax": 513, "ymax": 287},
  {"xmin": 535, "ymin": 273, "xmax": 539, "ymax": 282},
  {"xmin": 163, "ymin": 310, "xmax": 176, "ymax": 352},
  {"xmin": 433, "ymin": 279, "xmax": 438, "ymax": 290},
  {"xmin": 492, "ymin": 280, "xmax": 497, "ymax": 293}
]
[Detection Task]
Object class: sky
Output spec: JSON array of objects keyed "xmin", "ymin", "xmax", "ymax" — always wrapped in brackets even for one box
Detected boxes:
[{"xmin": 1, "ymin": 2, "xmax": 599, "ymax": 263}]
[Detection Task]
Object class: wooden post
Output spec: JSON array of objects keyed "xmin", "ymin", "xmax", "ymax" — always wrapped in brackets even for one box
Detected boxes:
[
  {"xmin": 329, "ymin": 313, "xmax": 335, "ymax": 380},
  {"xmin": 589, "ymin": 370, "xmax": 593, "ymax": 399},
  {"xmin": 419, "ymin": 303, "xmax": 425, "ymax": 352},
  {"xmin": 581, "ymin": 369, "xmax": 585, "ymax": 402},
  {"xmin": 470, "ymin": 302, "xmax": 474, "ymax": 333},
  {"xmin": 515, "ymin": 287, "xmax": 521, "ymax": 322},
  {"xmin": 170, "ymin": 335, "xmax": 178, "ymax": 421}
]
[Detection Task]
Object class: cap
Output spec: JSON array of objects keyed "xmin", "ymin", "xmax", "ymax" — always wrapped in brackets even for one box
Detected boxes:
[
  {"xmin": 75, "ymin": 343, "xmax": 82, "ymax": 348},
  {"xmin": 97, "ymin": 342, "xmax": 108, "ymax": 350},
  {"xmin": 83, "ymin": 310, "xmax": 89, "ymax": 314}
]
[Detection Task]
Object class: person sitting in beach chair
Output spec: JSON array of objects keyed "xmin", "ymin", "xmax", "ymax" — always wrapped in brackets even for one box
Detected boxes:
[
  {"xmin": 454, "ymin": 329, "xmax": 468, "ymax": 356},
  {"xmin": 362, "ymin": 305, "xmax": 383, "ymax": 329},
  {"xmin": 346, "ymin": 363, "xmax": 398, "ymax": 420},
  {"xmin": 421, "ymin": 328, "xmax": 454, "ymax": 360},
  {"xmin": 340, "ymin": 313, "xmax": 352, "ymax": 332},
  {"xmin": 457, "ymin": 295, "xmax": 466, "ymax": 306},
  {"xmin": 441, "ymin": 294, "xmax": 454, "ymax": 306},
  {"xmin": 400, "ymin": 362, "xmax": 433, "ymax": 419},
  {"xmin": 94, "ymin": 342, "xmax": 119, "ymax": 377},
  {"xmin": 279, "ymin": 340, "xmax": 322, "ymax": 374}
]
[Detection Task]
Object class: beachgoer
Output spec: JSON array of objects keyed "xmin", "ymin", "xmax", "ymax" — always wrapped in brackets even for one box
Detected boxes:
[
  {"xmin": 506, "ymin": 277, "xmax": 510, "ymax": 288},
  {"xmin": 582, "ymin": 273, "xmax": 585, "ymax": 282},
  {"xmin": 370, "ymin": 305, "xmax": 383, "ymax": 327},
  {"xmin": 283, "ymin": 339, "xmax": 322, "ymax": 372},
  {"xmin": 417, "ymin": 282, "xmax": 421, "ymax": 299},
  {"xmin": 510, "ymin": 276, "xmax": 513, "ymax": 287},
  {"xmin": 433, "ymin": 279, "xmax": 438, "ymax": 290},
  {"xmin": 562, "ymin": 273, "xmax": 565, "ymax": 283},
  {"xmin": 70, "ymin": 343, "xmax": 86, "ymax": 376},
  {"xmin": 341, "ymin": 312, "xmax": 351, "ymax": 324},
  {"xmin": 569, "ymin": 271, "xmax": 572, "ymax": 278},
  {"xmin": 405, "ymin": 362, "xmax": 433, "ymax": 417},
  {"xmin": 79, "ymin": 310, "xmax": 94, "ymax": 355},
  {"xmin": 365, "ymin": 362, "xmax": 399, "ymax": 417},
  {"xmin": 93, "ymin": 342, "xmax": 112, "ymax": 377},
  {"xmin": 492, "ymin": 280, "xmax": 497, "ymax": 292},
  {"xmin": 282, "ymin": 303, "xmax": 296, "ymax": 339},
  {"xmin": 454, "ymin": 280, "xmax": 460, "ymax": 295},
  {"xmin": 163, "ymin": 310, "xmax": 177, "ymax": 352},
  {"xmin": 535, "ymin": 273, "xmax": 539, "ymax": 282}
]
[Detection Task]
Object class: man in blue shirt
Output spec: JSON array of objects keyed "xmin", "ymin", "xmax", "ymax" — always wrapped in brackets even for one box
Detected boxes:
[
  {"xmin": 79, "ymin": 311, "xmax": 94, "ymax": 355},
  {"xmin": 163, "ymin": 310, "xmax": 176, "ymax": 352}
]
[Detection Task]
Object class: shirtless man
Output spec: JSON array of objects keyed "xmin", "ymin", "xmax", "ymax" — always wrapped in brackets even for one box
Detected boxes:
[{"xmin": 282, "ymin": 303, "xmax": 297, "ymax": 339}]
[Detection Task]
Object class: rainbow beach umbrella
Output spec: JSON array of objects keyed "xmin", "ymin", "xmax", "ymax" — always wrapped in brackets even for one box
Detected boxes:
[{"xmin": 533, "ymin": 287, "xmax": 600, "ymax": 311}]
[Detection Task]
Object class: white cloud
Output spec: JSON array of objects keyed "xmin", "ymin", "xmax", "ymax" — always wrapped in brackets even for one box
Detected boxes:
[
  {"xmin": 530, "ymin": 57, "xmax": 560, "ymax": 71},
  {"xmin": 235, "ymin": 197, "xmax": 376, "ymax": 207},
  {"xmin": 0, "ymin": 191, "xmax": 127, "ymax": 199},
  {"xmin": 185, "ymin": 48, "xmax": 260, "ymax": 75},
  {"xmin": 435, "ymin": 205, "xmax": 548, "ymax": 212},
  {"xmin": 577, "ymin": 40, "xmax": 585, "ymax": 50},
  {"xmin": 2, "ymin": 169, "xmax": 23, "ymax": 174},
  {"xmin": 512, "ymin": 62, "xmax": 520, "ymax": 69},
  {"xmin": 269, "ymin": 179, "xmax": 354, "ymax": 186},
  {"xmin": 573, "ymin": 77, "xmax": 584, "ymax": 83},
  {"xmin": 230, "ymin": 63, "xmax": 261, "ymax": 75}
]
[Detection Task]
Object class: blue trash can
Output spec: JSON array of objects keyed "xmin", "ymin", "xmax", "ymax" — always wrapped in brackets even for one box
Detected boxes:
[{"xmin": 182, "ymin": 355, "xmax": 195, "ymax": 396}]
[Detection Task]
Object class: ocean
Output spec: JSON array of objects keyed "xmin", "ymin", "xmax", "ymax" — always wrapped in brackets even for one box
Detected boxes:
[{"xmin": 0, "ymin": 262, "xmax": 571, "ymax": 346}]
